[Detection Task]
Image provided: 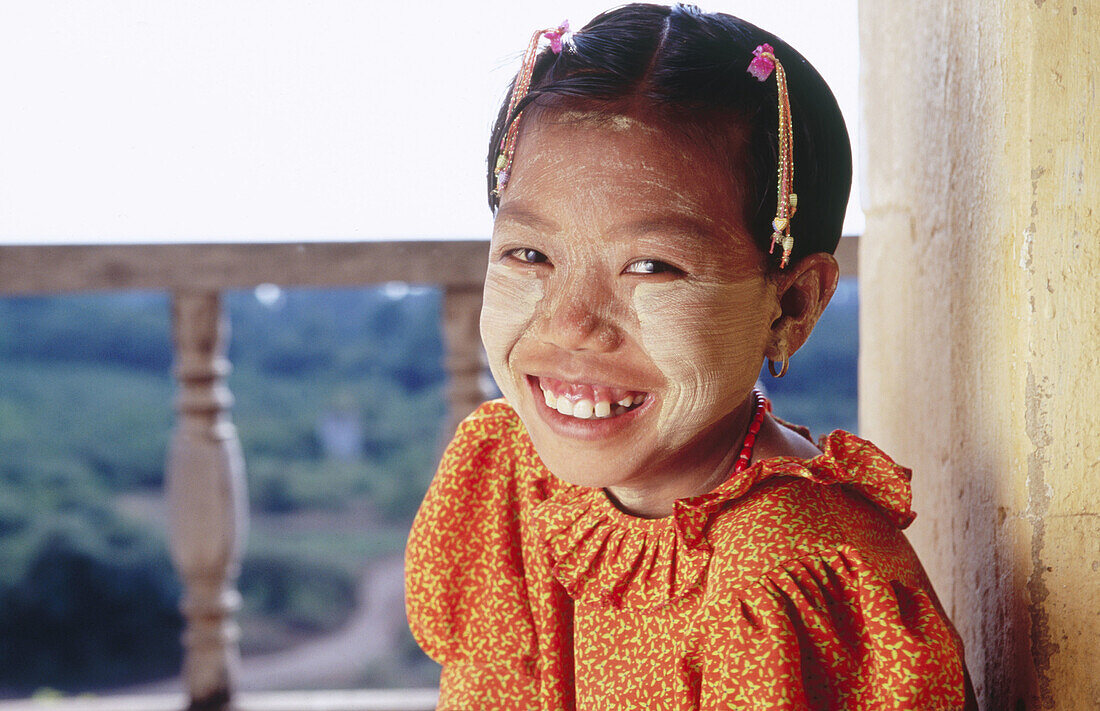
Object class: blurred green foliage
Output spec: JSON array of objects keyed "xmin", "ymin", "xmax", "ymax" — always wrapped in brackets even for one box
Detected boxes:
[
  {"xmin": 0, "ymin": 462, "xmax": 182, "ymax": 693},
  {"xmin": 0, "ymin": 286, "xmax": 447, "ymax": 692}
]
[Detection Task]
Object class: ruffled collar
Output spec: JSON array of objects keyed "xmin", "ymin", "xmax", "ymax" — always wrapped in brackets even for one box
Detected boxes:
[{"xmin": 527, "ymin": 430, "xmax": 914, "ymax": 610}]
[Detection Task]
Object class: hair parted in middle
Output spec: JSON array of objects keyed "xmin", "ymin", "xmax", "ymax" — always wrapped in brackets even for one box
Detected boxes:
[{"xmin": 486, "ymin": 2, "xmax": 852, "ymax": 269}]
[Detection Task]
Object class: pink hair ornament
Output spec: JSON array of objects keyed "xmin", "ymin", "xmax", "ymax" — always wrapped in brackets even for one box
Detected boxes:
[
  {"xmin": 747, "ymin": 43, "xmax": 798, "ymax": 268},
  {"xmin": 543, "ymin": 20, "xmax": 570, "ymax": 54},
  {"xmin": 493, "ymin": 21, "xmax": 571, "ymax": 197},
  {"xmin": 747, "ymin": 44, "xmax": 776, "ymax": 81}
]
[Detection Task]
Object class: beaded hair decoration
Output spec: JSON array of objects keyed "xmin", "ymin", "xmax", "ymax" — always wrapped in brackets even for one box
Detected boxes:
[
  {"xmin": 492, "ymin": 21, "xmax": 571, "ymax": 198},
  {"xmin": 747, "ymin": 43, "xmax": 797, "ymax": 268},
  {"xmin": 493, "ymin": 28, "xmax": 798, "ymax": 269}
]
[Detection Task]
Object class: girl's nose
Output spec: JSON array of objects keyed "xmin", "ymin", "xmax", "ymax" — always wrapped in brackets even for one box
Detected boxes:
[{"xmin": 538, "ymin": 277, "xmax": 623, "ymax": 353}]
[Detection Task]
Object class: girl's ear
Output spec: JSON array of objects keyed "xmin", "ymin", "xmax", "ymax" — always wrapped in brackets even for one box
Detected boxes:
[{"xmin": 765, "ymin": 252, "xmax": 840, "ymax": 361}]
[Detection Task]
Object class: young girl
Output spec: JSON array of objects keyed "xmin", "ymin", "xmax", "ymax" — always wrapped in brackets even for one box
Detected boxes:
[{"xmin": 407, "ymin": 4, "xmax": 975, "ymax": 708}]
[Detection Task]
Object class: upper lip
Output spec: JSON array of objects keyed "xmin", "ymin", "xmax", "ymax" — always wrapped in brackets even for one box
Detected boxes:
[
  {"xmin": 526, "ymin": 369, "xmax": 650, "ymax": 392},
  {"xmin": 516, "ymin": 345, "xmax": 662, "ymax": 393}
]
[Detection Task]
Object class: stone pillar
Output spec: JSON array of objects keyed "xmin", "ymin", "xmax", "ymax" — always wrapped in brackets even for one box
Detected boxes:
[
  {"xmin": 442, "ymin": 285, "xmax": 487, "ymax": 435},
  {"xmin": 166, "ymin": 290, "xmax": 248, "ymax": 710},
  {"xmin": 859, "ymin": 1, "xmax": 1099, "ymax": 708}
]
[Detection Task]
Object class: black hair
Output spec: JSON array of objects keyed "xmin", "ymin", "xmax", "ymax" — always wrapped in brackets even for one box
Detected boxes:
[{"xmin": 486, "ymin": 3, "xmax": 852, "ymax": 268}]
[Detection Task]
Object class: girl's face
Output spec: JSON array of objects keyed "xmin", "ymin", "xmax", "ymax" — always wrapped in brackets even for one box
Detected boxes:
[{"xmin": 481, "ymin": 112, "xmax": 781, "ymax": 513}]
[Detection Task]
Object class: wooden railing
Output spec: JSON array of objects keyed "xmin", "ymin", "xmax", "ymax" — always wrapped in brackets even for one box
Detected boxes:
[
  {"xmin": 0, "ymin": 237, "xmax": 856, "ymax": 710},
  {"xmin": 0, "ymin": 240, "xmax": 491, "ymax": 431},
  {"xmin": 0, "ymin": 240, "xmax": 493, "ymax": 711}
]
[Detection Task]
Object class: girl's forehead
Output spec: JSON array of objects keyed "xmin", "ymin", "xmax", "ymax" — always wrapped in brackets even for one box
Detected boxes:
[
  {"xmin": 504, "ymin": 111, "xmax": 750, "ymax": 233},
  {"xmin": 497, "ymin": 113, "xmax": 761, "ymax": 273},
  {"xmin": 548, "ymin": 109, "xmax": 659, "ymax": 134},
  {"xmin": 517, "ymin": 109, "xmax": 694, "ymax": 162}
]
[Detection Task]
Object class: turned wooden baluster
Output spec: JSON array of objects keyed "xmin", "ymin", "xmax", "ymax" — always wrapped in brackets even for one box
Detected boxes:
[
  {"xmin": 442, "ymin": 285, "xmax": 488, "ymax": 434},
  {"xmin": 166, "ymin": 290, "xmax": 248, "ymax": 711}
]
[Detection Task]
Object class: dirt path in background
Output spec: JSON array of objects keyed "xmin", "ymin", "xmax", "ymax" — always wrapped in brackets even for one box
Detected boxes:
[
  {"xmin": 125, "ymin": 550, "xmax": 408, "ymax": 692},
  {"xmin": 237, "ymin": 550, "xmax": 407, "ymax": 689}
]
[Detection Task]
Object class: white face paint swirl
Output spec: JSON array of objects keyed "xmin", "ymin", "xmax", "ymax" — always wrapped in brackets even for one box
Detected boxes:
[{"xmin": 480, "ymin": 110, "xmax": 780, "ymax": 517}]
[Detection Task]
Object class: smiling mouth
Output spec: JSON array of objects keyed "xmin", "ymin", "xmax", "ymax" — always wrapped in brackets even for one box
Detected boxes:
[{"xmin": 533, "ymin": 376, "xmax": 648, "ymax": 420}]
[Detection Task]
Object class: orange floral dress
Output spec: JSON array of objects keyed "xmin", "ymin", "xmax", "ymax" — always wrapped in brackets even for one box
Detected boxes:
[{"xmin": 406, "ymin": 401, "xmax": 971, "ymax": 710}]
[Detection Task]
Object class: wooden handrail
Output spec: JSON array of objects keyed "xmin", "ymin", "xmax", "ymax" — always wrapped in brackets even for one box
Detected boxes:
[{"xmin": 0, "ymin": 240, "xmax": 489, "ymax": 295}]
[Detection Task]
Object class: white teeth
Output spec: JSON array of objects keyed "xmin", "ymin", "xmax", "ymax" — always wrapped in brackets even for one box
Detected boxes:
[{"xmin": 540, "ymin": 381, "xmax": 646, "ymax": 420}]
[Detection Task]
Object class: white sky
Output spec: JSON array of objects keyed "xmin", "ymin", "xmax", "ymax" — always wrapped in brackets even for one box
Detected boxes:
[{"xmin": 0, "ymin": 1, "xmax": 861, "ymax": 245}]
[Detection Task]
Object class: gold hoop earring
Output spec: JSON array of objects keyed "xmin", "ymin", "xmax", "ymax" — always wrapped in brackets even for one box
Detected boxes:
[{"xmin": 768, "ymin": 356, "xmax": 789, "ymax": 378}]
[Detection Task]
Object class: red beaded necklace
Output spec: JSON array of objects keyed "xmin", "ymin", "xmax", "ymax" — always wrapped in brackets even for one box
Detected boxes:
[{"xmin": 733, "ymin": 389, "xmax": 768, "ymax": 474}]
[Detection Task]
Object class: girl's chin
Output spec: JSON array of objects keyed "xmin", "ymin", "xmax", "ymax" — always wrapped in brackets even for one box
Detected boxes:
[
  {"xmin": 532, "ymin": 452, "xmax": 636, "ymax": 490},
  {"xmin": 521, "ymin": 419, "xmax": 658, "ymax": 489},
  {"xmin": 535, "ymin": 451, "xmax": 675, "ymax": 517}
]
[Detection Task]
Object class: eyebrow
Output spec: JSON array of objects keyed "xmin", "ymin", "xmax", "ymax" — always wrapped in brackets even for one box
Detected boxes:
[
  {"xmin": 494, "ymin": 203, "xmax": 561, "ymax": 233},
  {"xmin": 495, "ymin": 204, "xmax": 731, "ymax": 247},
  {"xmin": 612, "ymin": 215, "xmax": 721, "ymax": 247}
]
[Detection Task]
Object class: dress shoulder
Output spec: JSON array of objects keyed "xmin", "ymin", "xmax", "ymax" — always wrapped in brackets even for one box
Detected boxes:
[
  {"xmin": 404, "ymin": 400, "xmax": 556, "ymax": 709},
  {"xmin": 405, "ymin": 399, "xmax": 532, "ymax": 647},
  {"xmin": 692, "ymin": 432, "xmax": 969, "ymax": 709},
  {"xmin": 706, "ymin": 473, "xmax": 922, "ymax": 589},
  {"xmin": 695, "ymin": 544, "xmax": 968, "ymax": 709}
]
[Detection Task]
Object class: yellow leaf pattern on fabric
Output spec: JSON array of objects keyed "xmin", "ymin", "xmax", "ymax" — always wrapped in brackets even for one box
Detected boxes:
[{"xmin": 406, "ymin": 401, "xmax": 969, "ymax": 710}]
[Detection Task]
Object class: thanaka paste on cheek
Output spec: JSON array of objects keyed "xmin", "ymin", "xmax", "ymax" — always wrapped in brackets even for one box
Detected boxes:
[
  {"xmin": 633, "ymin": 277, "xmax": 773, "ymax": 450},
  {"xmin": 480, "ymin": 261, "xmax": 543, "ymax": 409}
]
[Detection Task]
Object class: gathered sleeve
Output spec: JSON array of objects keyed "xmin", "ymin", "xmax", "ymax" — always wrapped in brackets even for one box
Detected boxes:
[
  {"xmin": 698, "ymin": 547, "xmax": 969, "ymax": 710},
  {"xmin": 404, "ymin": 405, "xmax": 542, "ymax": 709}
]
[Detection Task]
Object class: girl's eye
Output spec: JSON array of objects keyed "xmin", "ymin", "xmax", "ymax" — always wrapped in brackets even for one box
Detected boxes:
[
  {"xmin": 624, "ymin": 259, "xmax": 681, "ymax": 275},
  {"xmin": 506, "ymin": 247, "xmax": 549, "ymax": 265}
]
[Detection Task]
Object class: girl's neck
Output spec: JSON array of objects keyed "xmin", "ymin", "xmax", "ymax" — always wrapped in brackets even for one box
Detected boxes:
[
  {"xmin": 751, "ymin": 411, "xmax": 823, "ymax": 462},
  {"xmin": 604, "ymin": 393, "xmax": 766, "ymax": 518}
]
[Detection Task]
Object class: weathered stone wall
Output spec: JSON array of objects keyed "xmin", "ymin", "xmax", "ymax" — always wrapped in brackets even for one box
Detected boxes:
[{"xmin": 859, "ymin": 1, "xmax": 1098, "ymax": 708}]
